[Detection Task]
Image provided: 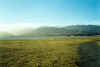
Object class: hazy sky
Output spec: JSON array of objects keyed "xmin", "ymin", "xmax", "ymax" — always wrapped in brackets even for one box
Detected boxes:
[{"xmin": 0, "ymin": 0, "xmax": 99, "ymax": 28}]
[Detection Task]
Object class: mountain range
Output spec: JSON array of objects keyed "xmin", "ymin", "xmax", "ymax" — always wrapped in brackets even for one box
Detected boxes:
[{"xmin": 0, "ymin": 25, "xmax": 100, "ymax": 38}]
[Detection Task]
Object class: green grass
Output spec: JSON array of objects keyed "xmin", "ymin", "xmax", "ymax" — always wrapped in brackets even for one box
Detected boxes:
[{"xmin": 0, "ymin": 37, "xmax": 100, "ymax": 67}]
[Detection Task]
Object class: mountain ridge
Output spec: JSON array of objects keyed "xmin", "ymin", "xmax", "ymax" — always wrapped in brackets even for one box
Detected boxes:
[{"xmin": 0, "ymin": 25, "xmax": 100, "ymax": 37}]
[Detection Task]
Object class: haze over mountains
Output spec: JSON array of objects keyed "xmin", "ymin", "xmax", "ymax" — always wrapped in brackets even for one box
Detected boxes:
[{"xmin": 0, "ymin": 25, "xmax": 100, "ymax": 38}]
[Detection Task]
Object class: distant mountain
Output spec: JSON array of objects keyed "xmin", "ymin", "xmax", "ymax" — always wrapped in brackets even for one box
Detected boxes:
[
  {"xmin": 0, "ymin": 32, "xmax": 15, "ymax": 38},
  {"xmin": 0, "ymin": 25, "xmax": 100, "ymax": 37},
  {"xmin": 32, "ymin": 25, "xmax": 100, "ymax": 36},
  {"xmin": 62, "ymin": 25, "xmax": 100, "ymax": 36},
  {"xmin": 12, "ymin": 27, "xmax": 35, "ymax": 36},
  {"xmin": 33, "ymin": 26, "xmax": 62, "ymax": 33}
]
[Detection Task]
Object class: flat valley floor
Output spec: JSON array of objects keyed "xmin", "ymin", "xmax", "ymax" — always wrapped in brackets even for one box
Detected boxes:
[{"xmin": 0, "ymin": 37, "xmax": 100, "ymax": 67}]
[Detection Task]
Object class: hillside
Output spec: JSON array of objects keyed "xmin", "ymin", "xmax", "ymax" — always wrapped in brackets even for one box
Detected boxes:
[
  {"xmin": 32, "ymin": 25, "xmax": 100, "ymax": 36},
  {"xmin": 0, "ymin": 32, "xmax": 15, "ymax": 38},
  {"xmin": 0, "ymin": 25, "xmax": 100, "ymax": 37}
]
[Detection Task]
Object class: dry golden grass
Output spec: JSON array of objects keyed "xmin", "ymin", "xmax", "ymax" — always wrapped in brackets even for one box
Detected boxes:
[{"xmin": 0, "ymin": 37, "xmax": 100, "ymax": 67}]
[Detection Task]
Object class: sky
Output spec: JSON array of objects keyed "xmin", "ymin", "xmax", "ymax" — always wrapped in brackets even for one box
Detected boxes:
[{"xmin": 0, "ymin": 0, "xmax": 99, "ymax": 29}]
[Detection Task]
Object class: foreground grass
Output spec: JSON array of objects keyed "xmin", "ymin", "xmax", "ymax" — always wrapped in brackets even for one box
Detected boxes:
[{"xmin": 0, "ymin": 37, "xmax": 100, "ymax": 67}]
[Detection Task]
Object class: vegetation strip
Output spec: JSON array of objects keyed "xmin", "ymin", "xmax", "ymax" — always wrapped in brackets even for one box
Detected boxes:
[{"xmin": 0, "ymin": 37, "xmax": 100, "ymax": 67}]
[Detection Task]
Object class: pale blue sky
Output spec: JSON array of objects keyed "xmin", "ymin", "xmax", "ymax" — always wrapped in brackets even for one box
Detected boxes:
[{"xmin": 0, "ymin": 0, "xmax": 99, "ymax": 27}]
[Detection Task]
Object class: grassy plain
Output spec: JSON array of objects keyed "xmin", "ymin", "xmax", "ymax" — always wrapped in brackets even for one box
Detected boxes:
[{"xmin": 0, "ymin": 37, "xmax": 100, "ymax": 67}]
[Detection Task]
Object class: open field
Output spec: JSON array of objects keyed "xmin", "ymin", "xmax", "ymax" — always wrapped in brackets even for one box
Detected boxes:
[{"xmin": 0, "ymin": 37, "xmax": 100, "ymax": 67}]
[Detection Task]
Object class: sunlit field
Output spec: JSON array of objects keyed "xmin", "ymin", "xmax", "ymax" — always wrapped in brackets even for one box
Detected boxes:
[{"xmin": 0, "ymin": 37, "xmax": 100, "ymax": 67}]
